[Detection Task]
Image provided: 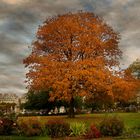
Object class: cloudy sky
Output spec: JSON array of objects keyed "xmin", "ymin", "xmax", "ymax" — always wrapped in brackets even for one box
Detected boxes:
[{"xmin": 0, "ymin": 0, "xmax": 140, "ymax": 95}]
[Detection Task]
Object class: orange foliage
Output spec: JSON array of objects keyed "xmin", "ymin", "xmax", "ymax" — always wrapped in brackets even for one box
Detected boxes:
[{"xmin": 23, "ymin": 11, "xmax": 138, "ymax": 103}]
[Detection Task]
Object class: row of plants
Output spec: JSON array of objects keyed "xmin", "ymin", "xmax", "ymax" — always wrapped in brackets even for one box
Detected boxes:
[{"xmin": 0, "ymin": 115, "xmax": 140, "ymax": 139}]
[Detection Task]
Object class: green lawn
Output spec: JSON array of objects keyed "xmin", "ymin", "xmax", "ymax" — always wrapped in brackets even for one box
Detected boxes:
[
  {"xmin": 0, "ymin": 136, "xmax": 140, "ymax": 140},
  {"xmin": 0, "ymin": 136, "xmax": 50, "ymax": 140},
  {"xmin": 18, "ymin": 112, "xmax": 140, "ymax": 128},
  {"xmin": 1, "ymin": 113, "xmax": 140, "ymax": 140}
]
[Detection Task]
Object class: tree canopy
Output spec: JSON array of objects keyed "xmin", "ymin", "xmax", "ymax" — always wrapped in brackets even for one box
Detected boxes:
[
  {"xmin": 24, "ymin": 11, "xmax": 138, "ymax": 117},
  {"xmin": 23, "ymin": 90, "xmax": 54, "ymax": 112}
]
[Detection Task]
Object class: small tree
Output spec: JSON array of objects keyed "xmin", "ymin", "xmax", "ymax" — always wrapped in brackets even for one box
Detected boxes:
[
  {"xmin": 129, "ymin": 59, "xmax": 140, "ymax": 79},
  {"xmin": 24, "ymin": 11, "xmax": 138, "ymax": 117},
  {"xmin": 24, "ymin": 90, "xmax": 56, "ymax": 113}
]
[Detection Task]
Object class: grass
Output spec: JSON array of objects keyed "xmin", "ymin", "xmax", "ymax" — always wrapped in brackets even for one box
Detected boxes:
[
  {"xmin": 0, "ymin": 136, "xmax": 139, "ymax": 140},
  {"xmin": 18, "ymin": 112, "xmax": 140, "ymax": 128},
  {"xmin": 1, "ymin": 113, "xmax": 140, "ymax": 139},
  {"xmin": 0, "ymin": 136, "xmax": 50, "ymax": 140}
]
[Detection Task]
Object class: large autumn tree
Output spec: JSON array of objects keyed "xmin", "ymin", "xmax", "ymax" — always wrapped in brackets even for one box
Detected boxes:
[{"xmin": 24, "ymin": 11, "xmax": 138, "ymax": 117}]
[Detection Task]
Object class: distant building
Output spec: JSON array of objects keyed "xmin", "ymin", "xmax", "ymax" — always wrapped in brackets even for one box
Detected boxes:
[
  {"xmin": 19, "ymin": 94, "xmax": 27, "ymax": 104},
  {"xmin": 0, "ymin": 93, "xmax": 18, "ymax": 104},
  {"xmin": 0, "ymin": 93, "xmax": 26, "ymax": 113}
]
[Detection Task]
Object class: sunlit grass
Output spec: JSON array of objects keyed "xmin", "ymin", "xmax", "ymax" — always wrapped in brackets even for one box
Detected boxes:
[
  {"xmin": 18, "ymin": 112, "xmax": 140, "ymax": 129},
  {"xmin": 0, "ymin": 136, "xmax": 50, "ymax": 140}
]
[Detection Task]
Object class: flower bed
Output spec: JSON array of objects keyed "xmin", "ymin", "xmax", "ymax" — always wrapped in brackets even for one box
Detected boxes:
[{"xmin": 1, "ymin": 113, "xmax": 140, "ymax": 139}]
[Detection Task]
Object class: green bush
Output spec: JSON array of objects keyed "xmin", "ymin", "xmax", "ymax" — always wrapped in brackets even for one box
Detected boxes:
[
  {"xmin": 70, "ymin": 122, "xmax": 87, "ymax": 136},
  {"xmin": 0, "ymin": 111, "xmax": 4, "ymax": 117},
  {"xmin": 8, "ymin": 113, "xmax": 18, "ymax": 122},
  {"xmin": 45, "ymin": 119, "xmax": 70, "ymax": 138},
  {"xmin": 18, "ymin": 119, "xmax": 43, "ymax": 136},
  {"xmin": 0, "ymin": 117, "xmax": 16, "ymax": 135},
  {"xmin": 123, "ymin": 127, "xmax": 139, "ymax": 138},
  {"xmin": 100, "ymin": 116, "xmax": 124, "ymax": 136}
]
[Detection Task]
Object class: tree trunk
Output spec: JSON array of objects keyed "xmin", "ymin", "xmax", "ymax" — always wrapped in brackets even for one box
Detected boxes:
[
  {"xmin": 68, "ymin": 97, "xmax": 75, "ymax": 118},
  {"xmin": 91, "ymin": 107, "xmax": 94, "ymax": 113}
]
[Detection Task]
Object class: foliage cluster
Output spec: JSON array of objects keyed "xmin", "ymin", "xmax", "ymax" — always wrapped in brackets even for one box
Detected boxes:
[
  {"xmin": 1, "ymin": 114, "xmax": 140, "ymax": 139},
  {"xmin": 129, "ymin": 59, "xmax": 140, "ymax": 79},
  {"xmin": 85, "ymin": 124, "xmax": 101, "ymax": 139},
  {"xmin": 23, "ymin": 90, "xmax": 54, "ymax": 112},
  {"xmin": 18, "ymin": 118, "xmax": 43, "ymax": 136},
  {"xmin": 45, "ymin": 119, "xmax": 70, "ymax": 137},
  {"xmin": 0, "ymin": 117, "xmax": 16, "ymax": 135},
  {"xmin": 100, "ymin": 116, "xmax": 124, "ymax": 136},
  {"xmin": 70, "ymin": 122, "xmax": 87, "ymax": 136}
]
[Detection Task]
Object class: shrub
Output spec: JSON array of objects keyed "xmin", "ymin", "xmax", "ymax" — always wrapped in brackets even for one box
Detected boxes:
[
  {"xmin": 8, "ymin": 113, "xmax": 18, "ymax": 122},
  {"xmin": 85, "ymin": 124, "xmax": 101, "ymax": 139},
  {"xmin": 0, "ymin": 111, "xmax": 4, "ymax": 117},
  {"xmin": 45, "ymin": 119, "xmax": 70, "ymax": 137},
  {"xmin": 70, "ymin": 122, "xmax": 87, "ymax": 136},
  {"xmin": 134, "ymin": 124, "xmax": 140, "ymax": 130},
  {"xmin": 0, "ymin": 117, "xmax": 16, "ymax": 135},
  {"xmin": 100, "ymin": 116, "xmax": 124, "ymax": 136},
  {"xmin": 123, "ymin": 127, "xmax": 139, "ymax": 138},
  {"xmin": 18, "ymin": 119, "xmax": 43, "ymax": 136}
]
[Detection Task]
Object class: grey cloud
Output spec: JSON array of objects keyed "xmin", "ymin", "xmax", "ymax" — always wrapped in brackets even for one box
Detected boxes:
[
  {"xmin": 80, "ymin": 0, "xmax": 140, "ymax": 67},
  {"xmin": 0, "ymin": 64, "xmax": 27, "ymax": 95},
  {"xmin": 0, "ymin": 0, "xmax": 84, "ymax": 95}
]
